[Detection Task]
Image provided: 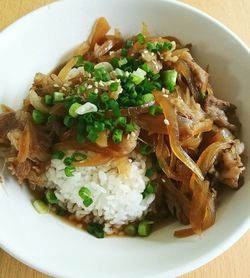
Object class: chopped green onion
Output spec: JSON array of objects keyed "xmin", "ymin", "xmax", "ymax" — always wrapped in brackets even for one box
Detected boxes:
[
  {"xmin": 146, "ymin": 42, "xmax": 157, "ymax": 52},
  {"xmin": 104, "ymin": 119, "xmax": 113, "ymax": 130},
  {"xmin": 109, "ymin": 82, "xmax": 119, "ymax": 92},
  {"xmin": 149, "ymin": 105, "xmax": 163, "ymax": 116},
  {"xmin": 32, "ymin": 109, "xmax": 47, "ymax": 125},
  {"xmin": 145, "ymin": 168, "xmax": 155, "ymax": 178},
  {"xmin": 78, "ymin": 85, "xmax": 86, "ymax": 94},
  {"xmin": 87, "ymin": 129, "xmax": 98, "ymax": 143},
  {"xmin": 75, "ymin": 56, "xmax": 85, "ymax": 67},
  {"xmin": 44, "ymin": 94, "xmax": 53, "ymax": 106},
  {"xmin": 152, "ymin": 73, "xmax": 160, "ymax": 81},
  {"xmin": 52, "ymin": 151, "xmax": 65, "ymax": 160},
  {"xmin": 87, "ymin": 92, "xmax": 98, "ymax": 104},
  {"xmin": 94, "ymin": 121, "xmax": 105, "ymax": 132},
  {"xmin": 121, "ymin": 48, "xmax": 128, "ymax": 57},
  {"xmin": 54, "ymin": 92, "xmax": 64, "ymax": 102},
  {"xmin": 111, "ymin": 57, "xmax": 120, "ymax": 68},
  {"xmin": 125, "ymin": 123, "xmax": 136, "ymax": 133},
  {"xmin": 100, "ymin": 92, "xmax": 109, "ymax": 103},
  {"xmin": 84, "ymin": 61, "xmax": 95, "ymax": 73},
  {"xmin": 63, "ymin": 157, "xmax": 73, "ymax": 166},
  {"xmin": 143, "ymin": 181, "xmax": 156, "ymax": 198},
  {"xmin": 64, "ymin": 166, "xmax": 75, "ymax": 177},
  {"xmin": 63, "ymin": 115, "xmax": 74, "ymax": 127},
  {"xmin": 69, "ymin": 102, "xmax": 81, "ymax": 117},
  {"xmin": 163, "ymin": 42, "xmax": 172, "ymax": 50},
  {"xmin": 137, "ymin": 33, "xmax": 145, "ymax": 44},
  {"xmin": 79, "ymin": 186, "xmax": 93, "ymax": 207},
  {"xmin": 131, "ymin": 68, "xmax": 147, "ymax": 85},
  {"xmin": 32, "ymin": 200, "xmax": 49, "ymax": 214},
  {"xmin": 56, "ymin": 206, "xmax": 68, "ymax": 216},
  {"xmin": 125, "ymin": 39, "xmax": 134, "ymax": 48},
  {"xmin": 72, "ymin": 152, "xmax": 87, "ymax": 162},
  {"xmin": 87, "ymin": 223, "xmax": 104, "ymax": 238},
  {"xmin": 118, "ymin": 58, "xmax": 128, "ymax": 67},
  {"xmin": 115, "ymin": 116, "xmax": 127, "ymax": 126},
  {"xmin": 95, "ymin": 62, "xmax": 113, "ymax": 72},
  {"xmin": 112, "ymin": 129, "xmax": 123, "ymax": 144},
  {"xmin": 45, "ymin": 189, "xmax": 58, "ymax": 204},
  {"xmin": 107, "ymin": 99, "xmax": 120, "ymax": 117},
  {"xmin": 141, "ymin": 63, "xmax": 151, "ymax": 73},
  {"xmin": 199, "ymin": 91, "xmax": 207, "ymax": 100},
  {"xmin": 139, "ymin": 143, "xmax": 153, "ymax": 155},
  {"xmin": 142, "ymin": 93, "xmax": 155, "ymax": 104},
  {"xmin": 124, "ymin": 223, "xmax": 137, "ymax": 236},
  {"xmin": 138, "ymin": 220, "xmax": 153, "ymax": 237},
  {"xmin": 162, "ymin": 69, "xmax": 178, "ymax": 92},
  {"xmin": 94, "ymin": 67, "xmax": 111, "ymax": 82}
]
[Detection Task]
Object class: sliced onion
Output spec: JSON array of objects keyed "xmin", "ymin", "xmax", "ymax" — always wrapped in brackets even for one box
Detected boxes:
[
  {"xmin": 154, "ymin": 93, "xmax": 204, "ymax": 180},
  {"xmin": 88, "ymin": 17, "xmax": 110, "ymax": 49}
]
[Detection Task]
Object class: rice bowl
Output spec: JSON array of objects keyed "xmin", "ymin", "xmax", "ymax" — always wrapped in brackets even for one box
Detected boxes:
[{"xmin": 2, "ymin": 0, "xmax": 247, "ymax": 277}]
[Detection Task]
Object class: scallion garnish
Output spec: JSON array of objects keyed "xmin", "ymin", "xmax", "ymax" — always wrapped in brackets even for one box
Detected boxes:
[
  {"xmin": 142, "ymin": 93, "xmax": 155, "ymax": 104},
  {"xmin": 125, "ymin": 39, "xmax": 134, "ymax": 48},
  {"xmin": 53, "ymin": 92, "xmax": 64, "ymax": 102},
  {"xmin": 79, "ymin": 186, "xmax": 93, "ymax": 207},
  {"xmin": 75, "ymin": 55, "xmax": 85, "ymax": 67},
  {"xmin": 109, "ymin": 82, "xmax": 119, "ymax": 92},
  {"xmin": 63, "ymin": 157, "xmax": 73, "ymax": 166},
  {"xmin": 44, "ymin": 94, "xmax": 53, "ymax": 106},
  {"xmin": 139, "ymin": 143, "xmax": 153, "ymax": 155},
  {"xmin": 84, "ymin": 61, "xmax": 95, "ymax": 73},
  {"xmin": 125, "ymin": 123, "xmax": 136, "ymax": 133},
  {"xmin": 145, "ymin": 168, "xmax": 155, "ymax": 178},
  {"xmin": 52, "ymin": 151, "xmax": 65, "ymax": 160},
  {"xmin": 149, "ymin": 105, "xmax": 163, "ymax": 116},
  {"xmin": 45, "ymin": 189, "xmax": 58, "ymax": 204},
  {"xmin": 94, "ymin": 121, "xmax": 105, "ymax": 132},
  {"xmin": 87, "ymin": 223, "xmax": 104, "ymax": 238},
  {"xmin": 138, "ymin": 220, "xmax": 153, "ymax": 237},
  {"xmin": 137, "ymin": 33, "xmax": 145, "ymax": 44},
  {"xmin": 32, "ymin": 200, "xmax": 49, "ymax": 214},
  {"xmin": 143, "ymin": 181, "xmax": 156, "ymax": 198},
  {"xmin": 140, "ymin": 63, "xmax": 151, "ymax": 73},
  {"xmin": 69, "ymin": 102, "xmax": 81, "ymax": 117},
  {"xmin": 63, "ymin": 115, "xmax": 74, "ymax": 127},
  {"xmin": 162, "ymin": 69, "xmax": 178, "ymax": 92},
  {"xmin": 124, "ymin": 223, "xmax": 137, "ymax": 236},
  {"xmin": 72, "ymin": 152, "xmax": 87, "ymax": 162},
  {"xmin": 121, "ymin": 48, "xmax": 128, "ymax": 57},
  {"xmin": 115, "ymin": 116, "xmax": 127, "ymax": 126},
  {"xmin": 87, "ymin": 128, "xmax": 98, "ymax": 143},
  {"xmin": 112, "ymin": 129, "xmax": 123, "ymax": 144},
  {"xmin": 32, "ymin": 109, "xmax": 47, "ymax": 125},
  {"xmin": 64, "ymin": 166, "xmax": 76, "ymax": 177}
]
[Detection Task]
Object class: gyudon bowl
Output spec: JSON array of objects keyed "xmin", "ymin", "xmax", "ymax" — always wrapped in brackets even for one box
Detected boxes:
[{"xmin": 0, "ymin": 0, "xmax": 249, "ymax": 277}]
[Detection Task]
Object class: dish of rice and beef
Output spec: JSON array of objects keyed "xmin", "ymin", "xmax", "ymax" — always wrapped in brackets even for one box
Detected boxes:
[{"xmin": 0, "ymin": 17, "xmax": 245, "ymax": 238}]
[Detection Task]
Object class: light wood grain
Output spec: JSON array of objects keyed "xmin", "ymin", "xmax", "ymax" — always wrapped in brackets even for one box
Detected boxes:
[{"xmin": 0, "ymin": 0, "xmax": 249, "ymax": 277}]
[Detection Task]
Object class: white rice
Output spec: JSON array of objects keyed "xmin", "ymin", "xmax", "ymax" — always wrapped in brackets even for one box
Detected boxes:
[{"xmin": 45, "ymin": 153, "xmax": 155, "ymax": 232}]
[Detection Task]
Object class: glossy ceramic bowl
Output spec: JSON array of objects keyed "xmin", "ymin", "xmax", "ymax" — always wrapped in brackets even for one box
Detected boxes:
[{"xmin": 0, "ymin": 0, "xmax": 249, "ymax": 277}]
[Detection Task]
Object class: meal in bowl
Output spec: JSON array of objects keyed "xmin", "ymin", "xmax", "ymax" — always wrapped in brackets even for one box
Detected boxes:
[{"xmin": 0, "ymin": 17, "xmax": 245, "ymax": 238}]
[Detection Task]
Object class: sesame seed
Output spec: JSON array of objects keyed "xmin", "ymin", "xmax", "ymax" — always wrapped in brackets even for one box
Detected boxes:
[
  {"xmin": 164, "ymin": 119, "xmax": 169, "ymax": 125},
  {"xmin": 94, "ymin": 88, "xmax": 98, "ymax": 94},
  {"xmin": 87, "ymin": 85, "xmax": 93, "ymax": 89},
  {"xmin": 53, "ymin": 84, "xmax": 59, "ymax": 88}
]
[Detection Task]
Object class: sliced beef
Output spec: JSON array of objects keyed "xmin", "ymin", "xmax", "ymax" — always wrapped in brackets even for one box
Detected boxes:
[
  {"xmin": 203, "ymin": 95, "xmax": 236, "ymax": 130},
  {"xmin": 216, "ymin": 140, "xmax": 245, "ymax": 188}
]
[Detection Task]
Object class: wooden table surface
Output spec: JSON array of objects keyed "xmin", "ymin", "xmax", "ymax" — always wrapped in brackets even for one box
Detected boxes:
[{"xmin": 0, "ymin": 0, "xmax": 249, "ymax": 277}]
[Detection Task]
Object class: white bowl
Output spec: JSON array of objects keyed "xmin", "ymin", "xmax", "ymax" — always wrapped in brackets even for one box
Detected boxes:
[{"xmin": 0, "ymin": 0, "xmax": 249, "ymax": 277}]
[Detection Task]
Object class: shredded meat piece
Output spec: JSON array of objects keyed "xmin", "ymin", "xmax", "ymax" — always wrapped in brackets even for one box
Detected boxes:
[
  {"xmin": 203, "ymin": 95, "xmax": 236, "ymax": 130},
  {"xmin": 161, "ymin": 179, "xmax": 190, "ymax": 225},
  {"xmin": 216, "ymin": 140, "xmax": 245, "ymax": 188}
]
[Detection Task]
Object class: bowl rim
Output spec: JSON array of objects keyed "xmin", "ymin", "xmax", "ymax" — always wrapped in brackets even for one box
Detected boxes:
[{"xmin": 0, "ymin": 0, "xmax": 249, "ymax": 277}]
